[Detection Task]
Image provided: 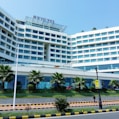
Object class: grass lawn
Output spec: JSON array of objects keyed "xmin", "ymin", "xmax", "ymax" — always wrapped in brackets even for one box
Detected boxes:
[
  {"xmin": 0, "ymin": 89, "xmax": 119, "ymax": 98},
  {"xmin": 0, "ymin": 105, "xmax": 119, "ymax": 117}
]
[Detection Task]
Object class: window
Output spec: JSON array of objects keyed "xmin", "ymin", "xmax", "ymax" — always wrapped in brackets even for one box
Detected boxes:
[
  {"xmin": 89, "ymin": 34, "xmax": 93, "ymax": 37},
  {"xmin": 76, "ymin": 36, "xmax": 81, "ymax": 39},
  {"xmin": 90, "ymin": 54, "xmax": 96, "ymax": 57},
  {"xmin": 39, "ymin": 31, "xmax": 44, "ymax": 34},
  {"xmin": 103, "ymin": 43, "xmax": 108, "ymax": 46},
  {"xmin": 111, "ymin": 52, "xmax": 117, "ymax": 55},
  {"xmin": 0, "ymin": 12, "xmax": 4, "ymax": 18},
  {"xmin": 96, "ymin": 38, "xmax": 101, "ymax": 41},
  {"xmin": 31, "ymin": 51, "xmax": 37, "ymax": 54},
  {"xmin": 99, "ymin": 64, "xmax": 111, "ymax": 70},
  {"xmin": 89, "ymin": 39, "xmax": 94, "ymax": 42},
  {"xmin": 83, "ymin": 35, "xmax": 87, "ymax": 38},
  {"xmin": 26, "ymin": 28, "xmax": 31, "ymax": 32},
  {"xmin": 24, "ymin": 50, "xmax": 30, "ymax": 53},
  {"xmin": 24, "ymin": 56, "xmax": 29, "ymax": 59},
  {"xmin": 0, "ymin": 19, "xmax": 3, "ymax": 24},
  {"xmin": 96, "ymin": 44, "xmax": 102, "ymax": 47},
  {"xmin": 25, "ymin": 34, "xmax": 31, "ymax": 37},
  {"xmin": 110, "ymin": 47, "xmax": 116, "ymax": 50},
  {"xmin": 112, "ymin": 57, "xmax": 117, "ymax": 60},
  {"xmin": 57, "ymin": 35, "xmax": 61, "ymax": 38},
  {"xmin": 31, "ymin": 56, "xmax": 36, "ymax": 60},
  {"xmin": 104, "ymin": 53, "xmax": 109, "ymax": 56},
  {"xmin": 98, "ymin": 58, "xmax": 103, "ymax": 61},
  {"xmin": 110, "ymin": 42, "xmax": 115, "ymax": 45},
  {"xmin": 24, "ymin": 45, "xmax": 30, "ymax": 48},
  {"xmin": 103, "ymin": 48, "xmax": 108, "ymax": 51},
  {"xmin": 45, "ymin": 33, "xmax": 50, "ymax": 36},
  {"xmin": 51, "ymin": 39, "xmax": 55, "ymax": 42},
  {"xmin": 102, "ymin": 37, "xmax": 107, "ymax": 40},
  {"xmin": 18, "ymin": 28, "xmax": 24, "ymax": 32},
  {"xmin": 39, "ymin": 36, "xmax": 44, "ymax": 40},
  {"xmin": 32, "ymin": 46, "xmax": 37, "ymax": 49},
  {"xmin": 33, "ymin": 30, "xmax": 38, "ymax": 33},
  {"xmin": 108, "ymin": 31, "xmax": 114, "ymax": 34},
  {"xmin": 115, "ymin": 30, "xmax": 119, "ymax": 33},
  {"xmin": 32, "ymin": 41, "xmax": 37, "ymax": 44},
  {"xmin": 32, "ymin": 35, "xmax": 38, "ymax": 38},
  {"xmin": 116, "ymin": 35, "xmax": 119, "ymax": 38},
  {"xmin": 97, "ymin": 53, "xmax": 103, "ymax": 56},
  {"xmin": 51, "ymin": 34, "xmax": 55, "ymax": 37},
  {"xmin": 91, "ymin": 59, "xmax": 96, "ymax": 62},
  {"xmin": 95, "ymin": 33, "xmax": 100, "ymax": 36},
  {"xmin": 97, "ymin": 48, "xmax": 102, "ymax": 51},
  {"xmin": 83, "ymin": 40, "xmax": 88, "ymax": 43},
  {"xmin": 109, "ymin": 36, "xmax": 114, "ymax": 39},
  {"xmin": 18, "ymin": 33, "xmax": 24, "ymax": 37},
  {"xmin": 90, "ymin": 49, "xmax": 95, "ymax": 52},
  {"xmin": 104, "ymin": 58, "xmax": 110, "ymax": 61},
  {"xmin": 62, "ymin": 36, "xmax": 66, "ymax": 39},
  {"xmin": 101, "ymin": 32, "xmax": 107, "ymax": 35}
]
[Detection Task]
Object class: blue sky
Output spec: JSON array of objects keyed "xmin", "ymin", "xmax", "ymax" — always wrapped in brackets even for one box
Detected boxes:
[{"xmin": 0, "ymin": 0, "xmax": 119, "ymax": 34}]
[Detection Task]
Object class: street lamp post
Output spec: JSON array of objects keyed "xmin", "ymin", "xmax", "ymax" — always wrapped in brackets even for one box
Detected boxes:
[
  {"xmin": 95, "ymin": 67, "xmax": 102, "ymax": 109},
  {"xmin": 13, "ymin": 44, "xmax": 19, "ymax": 110}
]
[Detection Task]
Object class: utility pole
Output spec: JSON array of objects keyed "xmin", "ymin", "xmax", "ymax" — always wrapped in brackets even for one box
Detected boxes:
[{"xmin": 95, "ymin": 67, "xmax": 102, "ymax": 109}]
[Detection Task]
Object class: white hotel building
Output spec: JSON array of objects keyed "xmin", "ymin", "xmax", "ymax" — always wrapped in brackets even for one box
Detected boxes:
[{"xmin": 0, "ymin": 6, "xmax": 119, "ymax": 89}]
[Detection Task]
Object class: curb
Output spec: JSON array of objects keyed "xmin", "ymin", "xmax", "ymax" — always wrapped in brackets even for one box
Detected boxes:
[
  {"xmin": 0, "ymin": 108, "xmax": 119, "ymax": 119},
  {"xmin": 0, "ymin": 100, "xmax": 118, "ymax": 107}
]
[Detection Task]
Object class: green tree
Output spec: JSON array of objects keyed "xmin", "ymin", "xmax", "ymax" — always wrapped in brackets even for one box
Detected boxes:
[
  {"xmin": 109, "ymin": 80, "xmax": 119, "ymax": 89},
  {"xmin": 55, "ymin": 98, "xmax": 69, "ymax": 112},
  {"xmin": 0, "ymin": 65, "xmax": 14, "ymax": 90},
  {"xmin": 51, "ymin": 72, "xmax": 65, "ymax": 91},
  {"xmin": 28, "ymin": 70, "xmax": 43, "ymax": 90},
  {"xmin": 74, "ymin": 77, "xmax": 86, "ymax": 90}
]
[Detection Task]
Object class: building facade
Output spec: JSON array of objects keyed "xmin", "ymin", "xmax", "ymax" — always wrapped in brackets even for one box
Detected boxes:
[{"xmin": 1, "ymin": 7, "xmax": 119, "ymax": 74}]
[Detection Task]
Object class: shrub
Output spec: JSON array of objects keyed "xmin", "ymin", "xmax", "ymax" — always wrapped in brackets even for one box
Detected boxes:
[
  {"xmin": 55, "ymin": 98, "xmax": 69, "ymax": 112},
  {"xmin": 28, "ymin": 84, "xmax": 35, "ymax": 92}
]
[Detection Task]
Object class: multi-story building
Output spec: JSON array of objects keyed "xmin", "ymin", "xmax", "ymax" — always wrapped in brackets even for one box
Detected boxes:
[
  {"xmin": 71, "ymin": 27, "xmax": 119, "ymax": 74},
  {"xmin": 0, "ymin": 6, "xmax": 119, "ymax": 89}
]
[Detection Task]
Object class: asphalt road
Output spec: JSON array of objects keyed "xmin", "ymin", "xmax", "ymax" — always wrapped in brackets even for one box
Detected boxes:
[
  {"xmin": 41, "ymin": 111, "xmax": 119, "ymax": 119},
  {"xmin": 1, "ymin": 96, "xmax": 119, "ymax": 104}
]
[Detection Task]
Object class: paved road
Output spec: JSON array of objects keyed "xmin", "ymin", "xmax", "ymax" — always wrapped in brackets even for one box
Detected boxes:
[
  {"xmin": 40, "ymin": 111, "xmax": 119, "ymax": 119},
  {"xmin": 0, "ymin": 96, "xmax": 119, "ymax": 104}
]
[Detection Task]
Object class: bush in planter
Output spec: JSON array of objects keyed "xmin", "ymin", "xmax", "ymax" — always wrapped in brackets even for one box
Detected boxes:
[{"xmin": 55, "ymin": 97, "xmax": 69, "ymax": 112}]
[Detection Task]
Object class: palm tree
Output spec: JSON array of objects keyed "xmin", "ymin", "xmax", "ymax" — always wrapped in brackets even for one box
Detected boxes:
[
  {"xmin": 0, "ymin": 65, "xmax": 14, "ymax": 89},
  {"xmin": 73, "ymin": 77, "xmax": 86, "ymax": 90},
  {"xmin": 28, "ymin": 70, "xmax": 43, "ymax": 90},
  {"xmin": 51, "ymin": 72, "xmax": 65, "ymax": 90},
  {"xmin": 109, "ymin": 80, "xmax": 119, "ymax": 89}
]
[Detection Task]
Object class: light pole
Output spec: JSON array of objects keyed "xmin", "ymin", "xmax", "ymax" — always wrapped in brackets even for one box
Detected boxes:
[
  {"xmin": 13, "ymin": 44, "xmax": 19, "ymax": 110},
  {"xmin": 95, "ymin": 67, "xmax": 102, "ymax": 109}
]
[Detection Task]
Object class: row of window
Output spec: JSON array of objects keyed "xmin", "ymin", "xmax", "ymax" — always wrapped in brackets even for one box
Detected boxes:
[
  {"xmin": 73, "ymin": 47, "xmax": 118, "ymax": 54},
  {"xmin": 73, "ymin": 52, "xmax": 118, "ymax": 58},
  {"xmin": 18, "ymin": 55, "xmax": 70, "ymax": 63},
  {"xmin": 72, "ymin": 35, "xmax": 119, "ymax": 45},
  {"xmin": 78, "ymin": 64, "xmax": 119, "ymax": 71},
  {"xmin": 77, "ymin": 57, "xmax": 118, "ymax": 63},
  {"xmin": 50, "ymin": 54, "xmax": 71, "ymax": 58},
  {"xmin": 0, "ymin": 48, "xmax": 15, "ymax": 57},
  {"xmin": 17, "ymin": 28, "xmax": 67, "ymax": 39},
  {"xmin": 0, "ymin": 12, "xmax": 15, "ymax": 26},
  {"xmin": 72, "ymin": 41, "xmax": 119, "ymax": 49},
  {"xmin": 50, "ymin": 49, "xmax": 71, "ymax": 54},
  {"xmin": 17, "ymin": 33, "xmax": 67, "ymax": 44},
  {"xmin": 73, "ymin": 30, "xmax": 119, "ymax": 40}
]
